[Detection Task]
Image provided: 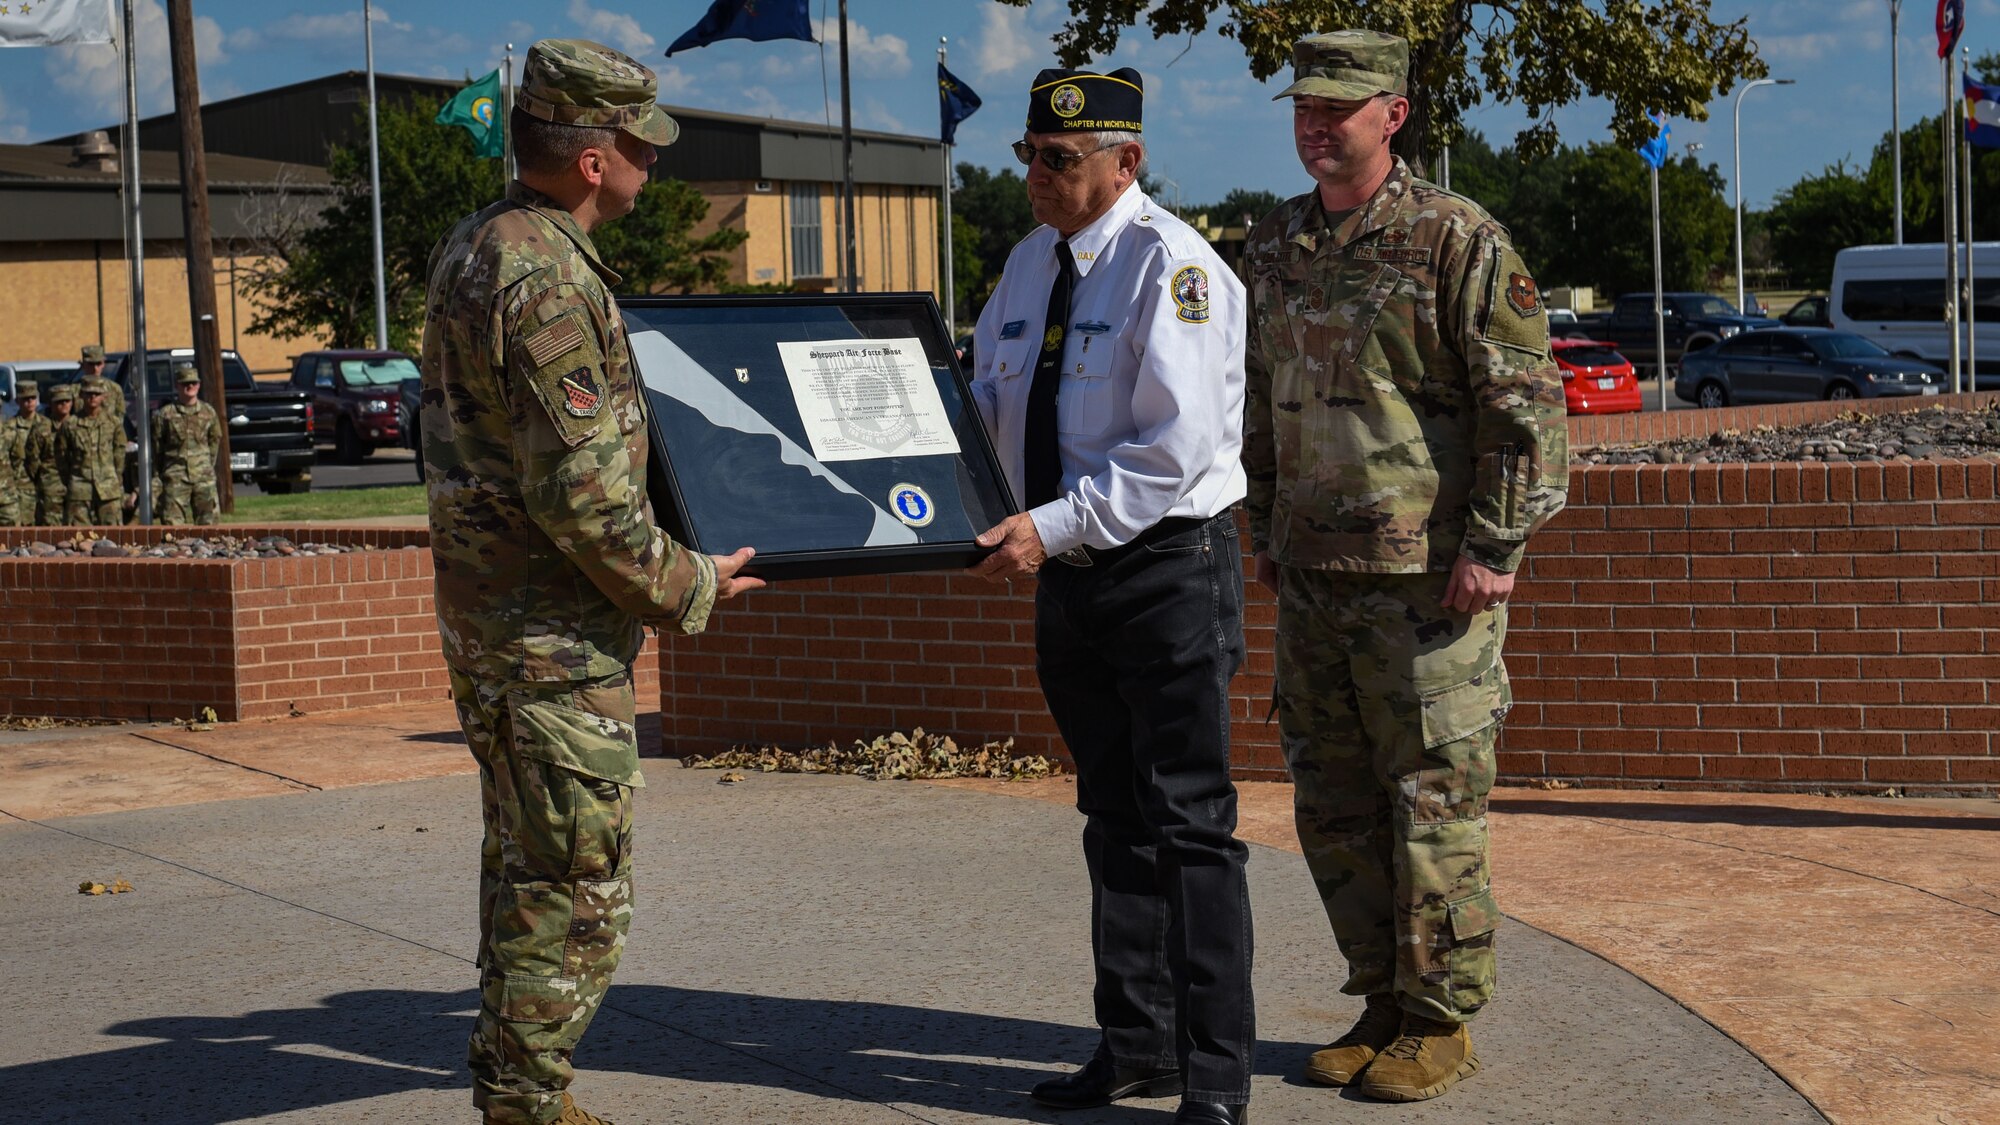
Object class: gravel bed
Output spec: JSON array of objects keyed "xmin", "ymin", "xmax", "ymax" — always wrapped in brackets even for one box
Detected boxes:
[
  {"xmin": 1575, "ymin": 403, "xmax": 2000, "ymax": 465},
  {"xmin": 5, "ymin": 533, "xmax": 414, "ymax": 559}
]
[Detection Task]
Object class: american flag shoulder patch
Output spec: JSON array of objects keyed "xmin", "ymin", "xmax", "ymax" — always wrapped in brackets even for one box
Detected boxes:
[{"xmin": 524, "ymin": 315, "xmax": 587, "ymax": 368}]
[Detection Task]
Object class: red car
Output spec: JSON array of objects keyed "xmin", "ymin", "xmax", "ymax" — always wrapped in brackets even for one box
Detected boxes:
[{"xmin": 1552, "ymin": 338, "xmax": 1641, "ymax": 414}]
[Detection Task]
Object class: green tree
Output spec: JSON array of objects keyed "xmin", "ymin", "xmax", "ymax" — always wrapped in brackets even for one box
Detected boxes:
[
  {"xmin": 1194, "ymin": 188, "xmax": 1288, "ymax": 227},
  {"xmin": 999, "ymin": 0, "xmax": 1766, "ymax": 169},
  {"xmin": 1764, "ymin": 162, "xmax": 1889, "ymax": 289},
  {"xmin": 950, "ymin": 162, "xmax": 1037, "ymax": 318},
  {"xmin": 244, "ymin": 99, "xmax": 744, "ymax": 350}
]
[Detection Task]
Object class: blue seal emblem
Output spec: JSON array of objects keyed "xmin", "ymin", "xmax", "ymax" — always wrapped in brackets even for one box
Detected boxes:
[{"xmin": 889, "ymin": 483, "xmax": 935, "ymax": 528}]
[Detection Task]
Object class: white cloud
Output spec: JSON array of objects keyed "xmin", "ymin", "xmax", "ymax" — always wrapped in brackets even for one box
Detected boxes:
[
  {"xmin": 48, "ymin": 0, "xmax": 226, "ymax": 121},
  {"xmin": 1760, "ymin": 31, "xmax": 1850, "ymax": 64},
  {"xmin": 809, "ymin": 18, "xmax": 909, "ymax": 77},
  {"xmin": 861, "ymin": 96, "xmax": 906, "ymax": 134},
  {"xmin": 975, "ymin": 4, "xmax": 1041, "ymax": 78},
  {"xmin": 0, "ymin": 86, "xmax": 30, "ymax": 144},
  {"xmin": 567, "ymin": 0, "xmax": 655, "ymax": 58},
  {"xmin": 733, "ymin": 85, "xmax": 791, "ymax": 119}
]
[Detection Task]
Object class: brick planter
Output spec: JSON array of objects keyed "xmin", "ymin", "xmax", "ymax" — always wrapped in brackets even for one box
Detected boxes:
[
  {"xmin": 0, "ymin": 526, "xmax": 655, "ymax": 722},
  {"xmin": 659, "ymin": 397, "xmax": 2000, "ymax": 796}
]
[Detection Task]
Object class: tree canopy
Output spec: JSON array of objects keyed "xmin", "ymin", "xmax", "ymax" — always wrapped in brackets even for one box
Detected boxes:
[
  {"xmin": 999, "ymin": 0, "xmax": 1766, "ymax": 169},
  {"xmin": 948, "ymin": 162, "xmax": 1038, "ymax": 321},
  {"xmin": 242, "ymin": 98, "xmax": 746, "ymax": 351}
]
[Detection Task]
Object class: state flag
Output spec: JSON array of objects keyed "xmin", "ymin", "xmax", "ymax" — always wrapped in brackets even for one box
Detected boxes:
[
  {"xmin": 1967, "ymin": 73, "xmax": 2000, "ymax": 150},
  {"xmin": 666, "ymin": 0, "xmax": 814, "ymax": 58},
  {"xmin": 939, "ymin": 63, "xmax": 980, "ymax": 145},
  {"xmin": 0, "ymin": 0, "xmax": 113, "ymax": 47},
  {"xmin": 1937, "ymin": 0, "xmax": 1965, "ymax": 59},
  {"xmin": 436, "ymin": 69, "xmax": 505, "ymax": 159}
]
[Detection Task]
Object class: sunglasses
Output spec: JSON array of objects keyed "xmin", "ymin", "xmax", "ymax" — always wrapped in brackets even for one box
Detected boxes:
[{"xmin": 1012, "ymin": 140, "xmax": 1121, "ymax": 174}]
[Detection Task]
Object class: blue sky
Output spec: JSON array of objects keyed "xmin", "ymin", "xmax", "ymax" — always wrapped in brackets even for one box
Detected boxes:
[{"xmin": 0, "ymin": 0, "xmax": 1994, "ymax": 209}]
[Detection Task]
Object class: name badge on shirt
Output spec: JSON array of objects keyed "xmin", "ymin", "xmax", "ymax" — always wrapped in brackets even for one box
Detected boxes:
[{"xmin": 999, "ymin": 320, "xmax": 1026, "ymax": 340}]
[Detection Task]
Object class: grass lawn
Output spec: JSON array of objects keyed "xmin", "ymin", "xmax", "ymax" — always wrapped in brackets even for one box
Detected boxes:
[{"xmin": 222, "ymin": 485, "xmax": 427, "ymax": 524}]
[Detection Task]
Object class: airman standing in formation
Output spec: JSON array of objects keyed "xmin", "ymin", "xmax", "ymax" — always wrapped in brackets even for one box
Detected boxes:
[
  {"xmin": 1243, "ymin": 31, "xmax": 1568, "ymax": 1104},
  {"xmin": 151, "ymin": 362, "xmax": 221, "ymax": 525},
  {"xmin": 76, "ymin": 344, "xmax": 126, "ymax": 429},
  {"xmin": 12, "ymin": 383, "xmax": 55, "ymax": 524},
  {"xmin": 57, "ymin": 377, "xmax": 131, "ymax": 525},
  {"xmin": 0, "ymin": 387, "xmax": 28, "ymax": 525},
  {"xmin": 38, "ymin": 384, "xmax": 73, "ymax": 523}
]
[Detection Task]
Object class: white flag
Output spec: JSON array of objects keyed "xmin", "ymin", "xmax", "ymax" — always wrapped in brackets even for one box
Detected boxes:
[{"xmin": 0, "ymin": 0, "xmax": 114, "ymax": 47}]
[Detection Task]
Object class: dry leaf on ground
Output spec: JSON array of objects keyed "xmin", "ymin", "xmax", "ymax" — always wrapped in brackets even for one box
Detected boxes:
[{"xmin": 686, "ymin": 728, "xmax": 1065, "ymax": 782}]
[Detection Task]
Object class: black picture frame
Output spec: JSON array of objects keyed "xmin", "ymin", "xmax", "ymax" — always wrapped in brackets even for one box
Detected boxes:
[{"xmin": 621, "ymin": 292, "xmax": 1017, "ymax": 581}]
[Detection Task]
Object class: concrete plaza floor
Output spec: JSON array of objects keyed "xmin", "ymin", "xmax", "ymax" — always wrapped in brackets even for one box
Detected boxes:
[{"xmin": 2, "ymin": 704, "xmax": 1993, "ymax": 1123}]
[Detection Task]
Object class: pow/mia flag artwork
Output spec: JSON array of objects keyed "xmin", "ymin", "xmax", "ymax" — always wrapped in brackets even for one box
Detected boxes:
[{"xmin": 0, "ymin": 0, "xmax": 113, "ymax": 46}]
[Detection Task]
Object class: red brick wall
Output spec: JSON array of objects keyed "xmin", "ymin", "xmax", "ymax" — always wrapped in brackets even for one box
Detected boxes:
[
  {"xmin": 658, "ymin": 458, "xmax": 1999, "ymax": 795},
  {"xmin": 2, "ymin": 526, "xmax": 657, "ymax": 722},
  {"xmin": 1568, "ymin": 390, "xmax": 2000, "ymax": 449}
]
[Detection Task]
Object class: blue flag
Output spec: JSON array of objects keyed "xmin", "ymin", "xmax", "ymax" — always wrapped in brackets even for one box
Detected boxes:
[
  {"xmin": 939, "ymin": 63, "xmax": 981, "ymax": 145},
  {"xmin": 1968, "ymin": 74, "xmax": 2000, "ymax": 150},
  {"xmin": 666, "ymin": 0, "xmax": 814, "ymax": 57},
  {"xmin": 1637, "ymin": 111, "xmax": 1671, "ymax": 170}
]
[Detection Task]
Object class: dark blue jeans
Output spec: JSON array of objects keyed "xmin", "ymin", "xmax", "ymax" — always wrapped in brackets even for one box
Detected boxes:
[{"xmin": 1034, "ymin": 512, "xmax": 1254, "ymax": 1103}]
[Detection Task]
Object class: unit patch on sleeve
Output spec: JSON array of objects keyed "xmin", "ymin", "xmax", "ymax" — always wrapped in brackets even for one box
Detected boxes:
[
  {"xmin": 1171, "ymin": 265, "xmax": 1211, "ymax": 324},
  {"xmin": 524, "ymin": 314, "xmax": 588, "ymax": 368},
  {"xmin": 559, "ymin": 367, "xmax": 603, "ymax": 416},
  {"xmin": 1506, "ymin": 272, "xmax": 1542, "ymax": 318}
]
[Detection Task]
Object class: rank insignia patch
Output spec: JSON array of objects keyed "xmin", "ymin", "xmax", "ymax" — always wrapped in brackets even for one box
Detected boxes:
[
  {"xmin": 1507, "ymin": 272, "xmax": 1542, "ymax": 318},
  {"xmin": 559, "ymin": 367, "xmax": 603, "ymax": 416},
  {"xmin": 1171, "ymin": 265, "xmax": 1211, "ymax": 323}
]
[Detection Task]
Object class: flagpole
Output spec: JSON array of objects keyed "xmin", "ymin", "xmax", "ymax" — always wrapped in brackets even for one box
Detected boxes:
[
  {"xmin": 365, "ymin": 0, "xmax": 388, "ymax": 350},
  {"xmin": 838, "ymin": 0, "xmax": 858, "ymax": 292},
  {"xmin": 503, "ymin": 43, "xmax": 516, "ymax": 183},
  {"xmin": 1651, "ymin": 162, "xmax": 1667, "ymax": 412},
  {"xmin": 1966, "ymin": 45, "xmax": 1978, "ymax": 387},
  {"xmin": 1891, "ymin": 0, "xmax": 1904, "ymax": 244},
  {"xmin": 1945, "ymin": 49, "xmax": 1962, "ymax": 393},
  {"xmin": 120, "ymin": 0, "xmax": 150, "ymax": 517},
  {"xmin": 939, "ymin": 38, "xmax": 954, "ymax": 338}
]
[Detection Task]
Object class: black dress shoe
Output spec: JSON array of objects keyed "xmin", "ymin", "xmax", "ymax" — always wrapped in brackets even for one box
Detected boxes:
[
  {"xmin": 1173, "ymin": 1100, "xmax": 1249, "ymax": 1124},
  {"xmin": 1029, "ymin": 1051, "xmax": 1183, "ymax": 1109}
]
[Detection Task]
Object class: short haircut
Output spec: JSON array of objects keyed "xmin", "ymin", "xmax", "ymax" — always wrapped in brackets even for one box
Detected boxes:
[
  {"xmin": 1094, "ymin": 129, "xmax": 1149, "ymax": 179},
  {"xmin": 511, "ymin": 105, "xmax": 622, "ymax": 178}
]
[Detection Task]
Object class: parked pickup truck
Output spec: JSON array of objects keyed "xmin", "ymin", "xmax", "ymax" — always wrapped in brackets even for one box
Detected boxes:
[
  {"xmin": 398, "ymin": 374, "xmax": 423, "ymax": 482},
  {"xmin": 285, "ymin": 349, "xmax": 418, "ymax": 463},
  {"xmin": 1565, "ymin": 292, "xmax": 1779, "ymax": 376},
  {"xmin": 108, "ymin": 348, "xmax": 316, "ymax": 494}
]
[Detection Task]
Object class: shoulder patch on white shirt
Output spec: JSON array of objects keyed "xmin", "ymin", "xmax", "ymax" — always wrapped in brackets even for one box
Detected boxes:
[{"xmin": 1171, "ymin": 266, "xmax": 1211, "ymax": 324}]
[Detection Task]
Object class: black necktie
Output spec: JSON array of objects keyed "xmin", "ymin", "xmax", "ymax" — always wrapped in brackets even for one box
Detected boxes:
[{"xmin": 1024, "ymin": 239, "xmax": 1074, "ymax": 508}]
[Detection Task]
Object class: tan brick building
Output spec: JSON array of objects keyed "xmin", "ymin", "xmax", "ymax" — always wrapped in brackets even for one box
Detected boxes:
[{"xmin": 0, "ymin": 140, "xmax": 334, "ymax": 374}]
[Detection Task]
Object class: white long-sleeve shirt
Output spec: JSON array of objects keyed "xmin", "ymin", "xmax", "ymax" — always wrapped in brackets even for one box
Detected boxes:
[{"xmin": 969, "ymin": 185, "xmax": 1247, "ymax": 556}]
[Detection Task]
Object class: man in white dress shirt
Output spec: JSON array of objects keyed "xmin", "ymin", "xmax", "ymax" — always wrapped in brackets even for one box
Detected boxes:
[{"xmin": 967, "ymin": 66, "xmax": 1253, "ymax": 1125}]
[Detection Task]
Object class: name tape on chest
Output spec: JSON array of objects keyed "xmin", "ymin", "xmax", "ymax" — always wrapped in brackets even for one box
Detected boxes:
[
  {"xmin": 1353, "ymin": 243, "xmax": 1434, "ymax": 266},
  {"xmin": 524, "ymin": 315, "xmax": 588, "ymax": 369},
  {"xmin": 999, "ymin": 319, "xmax": 1026, "ymax": 340}
]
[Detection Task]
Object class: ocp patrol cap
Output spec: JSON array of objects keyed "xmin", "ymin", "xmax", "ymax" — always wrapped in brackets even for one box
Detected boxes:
[
  {"xmin": 48, "ymin": 383, "xmax": 75, "ymax": 403},
  {"xmin": 173, "ymin": 362, "xmax": 200, "ymax": 384},
  {"xmin": 80, "ymin": 344, "xmax": 106, "ymax": 362},
  {"xmin": 1026, "ymin": 67, "xmax": 1144, "ymax": 134},
  {"xmin": 517, "ymin": 38, "xmax": 680, "ymax": 146},
  {"xmin": 1274, "ymin": 30, "xmax": 1409, "ymax": 101},
  {"xmin": 15, "ymin": 380, "xmax": 37, "ymax": 398}
]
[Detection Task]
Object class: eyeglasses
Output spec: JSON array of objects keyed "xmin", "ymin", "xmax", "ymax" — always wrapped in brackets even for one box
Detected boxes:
[{"xmin": 1012, "ymin": 140, "xmax": 1121, "ymax": 173}]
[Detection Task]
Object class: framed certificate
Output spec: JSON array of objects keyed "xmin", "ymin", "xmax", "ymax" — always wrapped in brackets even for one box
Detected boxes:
[{"xmin": 621, "ymin": 293, "xmax": 1017, "ymax": 581}]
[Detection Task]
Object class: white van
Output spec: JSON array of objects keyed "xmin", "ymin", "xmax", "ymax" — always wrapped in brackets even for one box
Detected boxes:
[{"xmin": 1830, "ymin": 242, "xmax": 1998, "ymax": 387}]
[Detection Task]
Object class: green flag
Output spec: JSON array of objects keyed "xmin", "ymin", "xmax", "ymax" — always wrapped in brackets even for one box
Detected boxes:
[{"xmin": 436, "ymin": 69, "xmax": 505, "ymax": 158}]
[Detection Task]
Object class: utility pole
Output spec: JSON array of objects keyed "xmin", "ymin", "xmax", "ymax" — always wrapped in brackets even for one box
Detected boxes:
[
  {"xmin": 1891, "ymin": 0, "xmax": 1905, "ymax": 244},
  {"xmin": 365, "ymin": 0, "xmax": 388, "ymax": 348},
  {"xmin": 838, "ymin": 0, "xmax": 858, "ymax": 292},
  {"xmin": 118, "ymin": 0, "xmax": 153, "ymax": 523},
  {"xmin": 166, "ymin": 0, "xmax": 233, "ymax": 513}
]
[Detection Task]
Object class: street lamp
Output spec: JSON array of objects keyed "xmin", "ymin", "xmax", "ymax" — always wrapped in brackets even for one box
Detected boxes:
[
  {"xmin": 1685, "ymin": 142, "xmax": 1704, "ymax": 161},
  {"xmin": 1735, "ymin": 77, "xmax": 1795, "ymax": 314}
]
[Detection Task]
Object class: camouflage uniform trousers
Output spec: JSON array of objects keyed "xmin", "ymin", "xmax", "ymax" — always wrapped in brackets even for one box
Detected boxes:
[
  {"xmin": 155, "ymin": 469, "xmax": 219, "ymax": 525},
  {"xmin": 449, "ymin": 666, "xmax": 641, "ymax": 1125},
  {"xmin": 65, "ymin": 494, "xmax": 122, "ymax": 525},
  {"xmin": 1273, "ymin": 566, "xmax": 1510, "ymax": 1024}
]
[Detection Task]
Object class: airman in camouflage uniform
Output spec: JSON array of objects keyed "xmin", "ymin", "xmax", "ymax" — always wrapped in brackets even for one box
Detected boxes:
[
  {"xmin": 76, "ymin": 344, "xmax": 127, "ymax": 430},
  {"xmin": 1244, "ymin": 31, "xmax": 1568, "ymax": 1104},
  {"xmin": 151, "ymin": 362, "xmax": 221, "ymax": 524},
  {"xmin": 422, "ymin": 38, "xmax": 761, "ymax": 1125},
  {"xmin": 36, "ymin": 384, "xmax": 71, "ymax": 523},
  {"xmin": 9, "ymin": 383, "xmax": 53, "ymax": 525},
  {"xmin": 0, "ymin": 387, "xmax": 28, "ymax": 525},
  {"xmin": 57, "ymin": 378, "xmax": 130, "ymax": 525}
]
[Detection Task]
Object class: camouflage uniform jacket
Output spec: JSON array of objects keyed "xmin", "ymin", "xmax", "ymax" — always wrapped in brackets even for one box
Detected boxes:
[
  {"xmin": 152, "ymin": 400, "xmax": 221, "ymax": 480},
  {"xmin": 28, "ymin": 413, "xmax": 61, "ymax": 512},
  {"xmin": 0, "ymin": 413, "xmax": 27, "ymax": 514},
  {"xmin": 1243, "ymin": 158, "xmax": 1568, "ymax": 575},
  {"xmin": 421, "ymin": 180, "xmax": 717, "ymax": 684},
  {"xmin": 56, "ymin": 409, "xmax": 125, "ymax": 501}
]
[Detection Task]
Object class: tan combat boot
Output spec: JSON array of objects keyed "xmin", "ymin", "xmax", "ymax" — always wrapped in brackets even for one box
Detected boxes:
[
  {"xmin": 1354, "ymin": 1014, "xmax": 1480, "ymax": 1102},
  {"xmin": 1303, "ymin": 992, "xmax": 1403, "ymax": 1086},
  {"xmin": 553, "ymin": 1092, "xmax": 616, "ymax": 1125}
]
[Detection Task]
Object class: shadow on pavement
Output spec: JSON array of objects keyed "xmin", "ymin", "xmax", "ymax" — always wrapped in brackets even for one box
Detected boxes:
[
  {"xmin": 1492, "ymin": 795, "xmax": 2000, "ymax": 832},
  {"xmin": 18, "ymin": 985, "xmax": 1315, "ymax": 1123}
]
